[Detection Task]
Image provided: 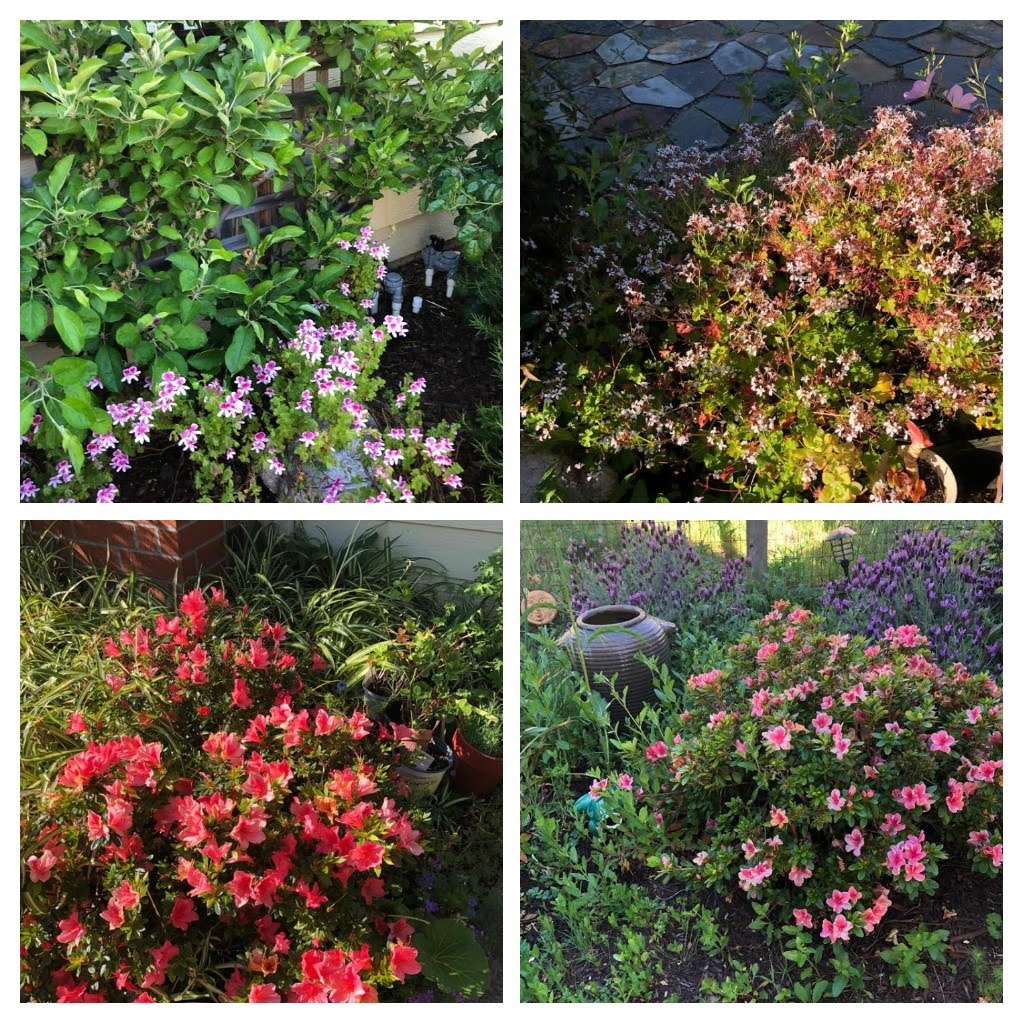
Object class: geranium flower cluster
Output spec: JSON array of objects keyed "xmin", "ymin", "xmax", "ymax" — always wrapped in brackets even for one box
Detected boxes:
[
  {"xmin": 637, "ymin": 603, "xmax": 1002, "ymax": 947},
  {"xmin": 522, "ymin": 107, "xmax": 1002, "ymax": 501},
  {"xmin": 822, "ymin": 528, "xmax": 1002, "ymax": 674},
  {"xmin": 20, "ymin": 229, "xmax": 462, "ymax": 503},
  {"xmin": 21, "ymin": 588, "xmax": 432, "ymax": 1003}
]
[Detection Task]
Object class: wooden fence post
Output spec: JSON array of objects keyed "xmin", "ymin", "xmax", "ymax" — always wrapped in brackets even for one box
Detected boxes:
[{"xmin": 747, "ymin": 520, "xmax": 768, "ymax": 576}]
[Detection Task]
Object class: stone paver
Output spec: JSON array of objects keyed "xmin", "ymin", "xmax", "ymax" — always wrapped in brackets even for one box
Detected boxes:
[
  {"xmin": 858, "ymin": 37, "xmax": 919, "ymax": 66},
  {"xmin": 648, "ymin": 38, "xmax": 718, "ymax": 64},
  {"xmin": 699, "ymin": 94, "xmax": 773, "ymax": 128},
  {"xmin": 711, "ymin": 41, "xmax": 764, "ymax": 75},
  {"xmin": 534, "ymin": 33, "xmax": 605, "ymax": 58},
  {"xmin": 597, "ymin": 32, "xmax": 648, "ymax": 65},
  {"xmin": 623, "ymin": 76, "xmax": 693, "ymax": 107},
  {"xmin": 525, "ymin": 20, "xmax": 1003, "ymax": 149},
  {"xmin": 875, "ymin": 21, "xmax": 942, "ymax": 39},
  {"xmin": 667, "ymin": 108, "xmax": 730, "ymax": 148},
  {"xmin": 910, "ymin": 31, "xmax": 988, "ymax": 57}
]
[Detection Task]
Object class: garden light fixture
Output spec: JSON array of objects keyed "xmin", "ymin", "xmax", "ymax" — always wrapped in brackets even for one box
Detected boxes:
[{"xmin": 825, "ymin": 526, "xmax": 857, "ymax": 579}]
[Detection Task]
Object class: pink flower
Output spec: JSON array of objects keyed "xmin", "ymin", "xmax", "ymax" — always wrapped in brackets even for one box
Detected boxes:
[
  {"xmin": 248, "ymin": 984, "xmax": 281, "ymax": 1003},
  {"xmin": 982, "ymin": 844, "xmax": 1003, "ymax": 868},
  {"xmin": 844, "ymin": 828, "xmax": 865, "ymax": 858},
  {"xmin": 789, "ymin": 865, "xmax": 813, "ymax": 887},
  {"xmin": 944, "ymin": 84, "xmax": 979, "ymax": 111},
  {"xmin": 793, "ymin": 908, "xmax": 813, "ymax": 928},
  {"xmin": 929, "ymin": 730, "xmax": 956, "ymax": 754},
  {"xmin": 827, "ymin": 789, "xmax": 845, "ymax": 813},
  {"xmin": 820, "ymin": 914, "xmax": 853, "ymax": 944},
  {"xmin": 769, "ymin": 806, "xmax": 788, "ymax": 827},
  {"xmin": 56, "ymin": 910, "xmax": 86, "ymax": 947},
  {"xmin": 390, "ymin": 941, "xmax": 421, "ymax": 982},
  {"xmin": 169, "ymin": 896, "xmax": 198, "ymax": 930},
  {"xmin": 756, "ymin": 642, "xmax": 779, "ymax": 661},
  {"xmin": 27, "ymin": 847, "xmax": 60, "ymax": 883},
  {"xmin": 645, "ymin": 741, "xmax": 668, "ymax": 762},
  {"xmin": 762, "ymin": 725, "xmax": 791, "ymax": 751},
  {"xmin": 618, "ymin": 774, "xmax": 634, "ymax": 790}
]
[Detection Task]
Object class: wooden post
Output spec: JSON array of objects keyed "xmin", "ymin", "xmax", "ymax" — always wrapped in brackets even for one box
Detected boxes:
[{"xmin": 746, "ymin": 521, "xmax": 768, "ymax": 576}]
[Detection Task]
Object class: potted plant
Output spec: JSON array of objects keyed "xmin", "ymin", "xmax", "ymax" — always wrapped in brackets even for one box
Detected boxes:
[{"xmin": 451, "ymin": 696, "xmax": 503, "ymax": 796}]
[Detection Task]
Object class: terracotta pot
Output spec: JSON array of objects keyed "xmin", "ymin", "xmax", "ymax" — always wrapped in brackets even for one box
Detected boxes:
[
  {"xmin": 451, "ymin": 727, "xmax": 503, "ymax": 797},
  {"xmin": 557, "ymin": 605, "xmax": 677, "ymax": 723}
]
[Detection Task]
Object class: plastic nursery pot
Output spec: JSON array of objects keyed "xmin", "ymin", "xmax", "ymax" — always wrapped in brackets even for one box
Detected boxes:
[
  {"xmin": 915, "ymin": 448, "xmax": 958, "ymax": 504},
  {"xmin": 396, "ymin": 735, "xmax": 453, "ymax": 798},
  {"xmin": 362, "ymin": 681, "xmax": 390, "ymax": 721},
  {"xmin": 450, "ymin": 727, "xmax": 503, "ymax": 797},
  {"xmin": 557, "ymin": 605, "xmax": 677, "ymax": 725}
]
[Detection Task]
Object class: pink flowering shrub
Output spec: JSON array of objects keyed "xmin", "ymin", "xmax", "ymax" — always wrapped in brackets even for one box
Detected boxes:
[
  {"xmin": 20, "ymin": 587, "xmax": 460, "ymax": 1003},
  {"xmin": 522, "ymin": 108, "xmax": 1002, "ymax": 501},
  {"xmin": 637, "ymin": 603, "xmax": 1001, "ymax": 952}
]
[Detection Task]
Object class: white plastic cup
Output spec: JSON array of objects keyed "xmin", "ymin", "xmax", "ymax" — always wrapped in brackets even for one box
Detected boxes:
[
  {"xmin": 412, "ymin": 295, "xmax": 423, "ymax": 314},
  {"xmin": 424, "ymin": 267, "xmax": 434, "ymax": 287}
]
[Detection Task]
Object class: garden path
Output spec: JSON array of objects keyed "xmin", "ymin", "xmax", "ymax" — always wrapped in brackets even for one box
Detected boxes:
[{"xmin": 523, "ymin": 20, "xmax": 1002, "ymax": 148}]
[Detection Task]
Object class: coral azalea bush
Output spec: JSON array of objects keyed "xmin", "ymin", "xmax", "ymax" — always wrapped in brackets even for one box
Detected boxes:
[
  {"xmin": 522, "ymin": 108, "xmax": 1002, "ymax": 501},
  {"xmin": 628, "ymin": 604, "xmax": 1001, "ymax": 961},
  {"xmin": 21, "ymin": 587, "xmax": 451, "ymax": 1003}
]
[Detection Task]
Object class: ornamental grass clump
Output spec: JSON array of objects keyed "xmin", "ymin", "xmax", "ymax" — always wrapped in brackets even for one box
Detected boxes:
[
  {"xmin": 634, "ymin": 603, "xmax": 1001, "ymax": 956},
  {"xmin": 522, "ymin": 108, "xmax": 1002, "ymax": 501},
  {"xmin": 821, "ymin": 528, "xmax": 1002, "ymax": 674},
  {"xmin": 21, "ymin": 587, "xmax": 442, "ymax": 1003}
]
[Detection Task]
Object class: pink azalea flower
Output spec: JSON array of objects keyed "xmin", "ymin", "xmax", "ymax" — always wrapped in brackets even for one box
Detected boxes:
[
  {"xmin": 645, "ymin": 741, "xmax": 668, "ymax": 762},
  {"xmin": 827, "ymin": 789, "xmax": 845, "ymax": 813},
  {"xmin": 820, "ymin": 914, "xmax": 853, "ymax": 944},
  {"xmin": 929, "ymin": 730, "xmax": 956, "ymax": 754},
  {"xmin": 844, "ymin": 828, "xmax": 865, "ymax": 857},
  {"xmin": 793, "ymin": 908, "xmax": 813, "ymax": 928},
  {"xmin": 762, "ymin": 725, "xmax": 791, "ymax": 752}
]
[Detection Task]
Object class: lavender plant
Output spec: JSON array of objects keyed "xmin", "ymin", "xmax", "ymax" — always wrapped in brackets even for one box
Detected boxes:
[
  {"xmin": 821, "ymin": 528, "xmax": 1002, "ymax": 673},
  {"xmin": 564, "ymin": 521, "xmax": 753, "ymax": 633}
]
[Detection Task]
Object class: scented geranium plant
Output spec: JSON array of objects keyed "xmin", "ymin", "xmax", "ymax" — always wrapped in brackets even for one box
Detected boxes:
[
  {"xmin": 20, "ymin": 228, "xmax": 462, "ymax": 503},
  {"xmin": 20, "ymin": 587, "xmax": 479, "ymax": 1002},
  {"xmin": 522, "ymin": 108, "xmax": 1002, "ymax": 501},
  {"xmin": 622, "ymin": 603, "xmax": 1001, "ymax": 959}
]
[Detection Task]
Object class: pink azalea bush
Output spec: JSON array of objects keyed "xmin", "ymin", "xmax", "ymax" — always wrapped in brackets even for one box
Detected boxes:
[
  {"xmin": 21, "ymin": 587, "xmax": 437, "ymax": 1002},
  {"xmin": 630, "ymin": 603, "xmax": 1001, "ymax": 948}
]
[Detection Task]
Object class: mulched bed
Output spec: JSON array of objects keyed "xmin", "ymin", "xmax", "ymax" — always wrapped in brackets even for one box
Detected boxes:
[
  {"xmin": 522, "ymin": 843, "xmax": 1001, "ymax": 1002},
  {"xmin": 99, "ymin": 274, "xmax": 499, "ymax": 503}
]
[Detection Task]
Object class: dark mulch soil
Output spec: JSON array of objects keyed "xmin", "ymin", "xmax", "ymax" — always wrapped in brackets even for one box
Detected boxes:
[
  {"xmin": 374, "ymin": 269, "xmax": 501, "ymax": 502},
  {"xmin": 522, "ymin": 850, "xmax": 1001, "ymax": 1002},
  {"xmin": 91, "ymin": 275, "xmax": 499, "ymax": 503}
]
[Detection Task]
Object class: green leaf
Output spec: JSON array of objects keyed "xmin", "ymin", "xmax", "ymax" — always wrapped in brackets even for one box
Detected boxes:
[
  {"xmin": 172, "ymin": 322, "xmax": 207, "ymax": 350},
  {"xmin": 23, "ymin": 128, "xmax": 47, "ymax": 156},
  {"xmin": 94, "ymin": 194, "xmax": 126, "ymax": 213},
  {"xmin": 180, "ymin": 70, "xmax": 220, "ymax": 106},
  {"xmin": 413, "ymin": 919, "xmax": 489, "ymax": 999},
  {"xmin": 52, "ymin": 304, "xmax": 86, "ymax": 352},
  {"xmin": 20, "ymin": 300, "xmax": 48, "ymax": 342},
  {"xmin": 212, "ymin": 273, "xmax": 250, "ymax": 296},
  {"xmin": 212, "ymin": 180, "xmax": 255, "ymax": 208},
  {"xmin": 47, "ymin": 153, "xmax": 75, "ymax": 199},
  {"xmin": 244, "ymin": 21, "xmax": 273, "ymax": 64},
  {"xmin": 115, "ymin": 322, "xmax": 142, "ymax": 349},
  {"xmin": 60, "ymin": 429, "xmax": 85, "ymax": 474},
  {"xmin": 95, "ymin": 344, "xmax": 123, "ymax": 392},
  {"xmin": 225, "ymin": 324, "xmax": 255, "ymax": 374},
  {"xmin": 48, "ymin": 356, "xmax": 97, "ymax": 387},
  {"xmin": 20, "ymin": 401, "xmax": 37, "ymax": 436},
  {"xmin": 69, "ymin": 57, "xmax": 107, "ymax": 91},
  {"xmin": 59, "ymin": 395, "xmax": 96, "ymax": 430},
  {"xmin": 188, "ymin": 349, "xmax": 226, "ymax": 372}
]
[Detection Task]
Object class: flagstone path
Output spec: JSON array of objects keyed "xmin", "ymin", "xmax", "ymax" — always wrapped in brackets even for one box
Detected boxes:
[{"xmin": 523, "ymin": 20, "xmax": 1002, "ymax": 149}]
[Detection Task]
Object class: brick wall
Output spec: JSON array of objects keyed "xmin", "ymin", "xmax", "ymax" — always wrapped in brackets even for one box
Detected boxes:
[{"xmin": 39, "ymin": 520, "xmax": 227, "ymax": 584}]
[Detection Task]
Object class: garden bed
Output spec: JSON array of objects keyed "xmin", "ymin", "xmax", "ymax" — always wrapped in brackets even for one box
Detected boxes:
[
  {"xmin": 520, "ymin": 520, "xmax": 1003, "ymax": 1003},
  {"xmin": 21, "ymin": 522, "xmax": 503, "ymax": 1002}
]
